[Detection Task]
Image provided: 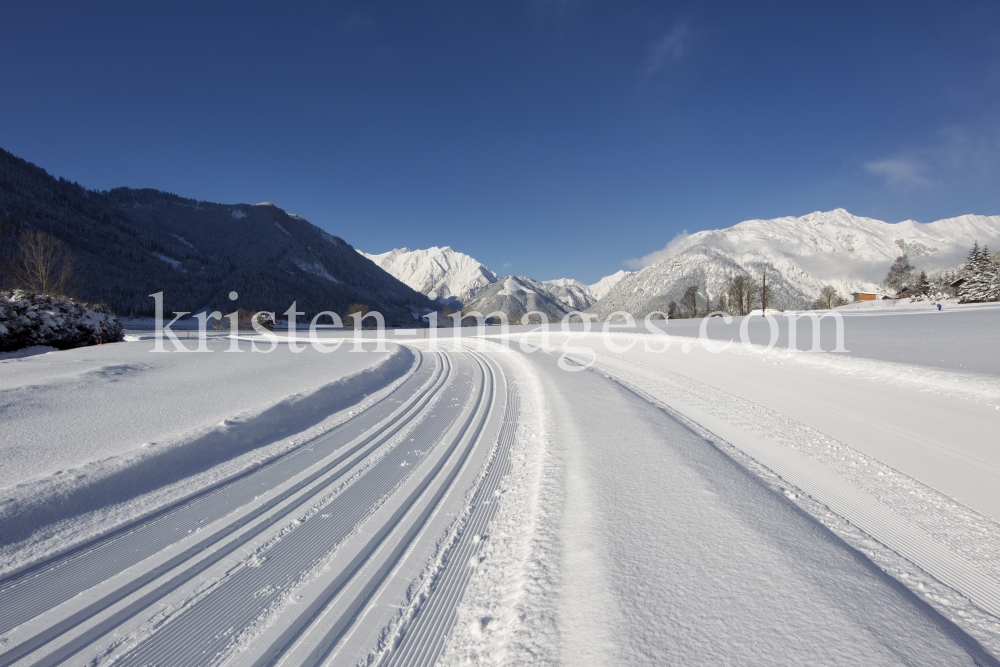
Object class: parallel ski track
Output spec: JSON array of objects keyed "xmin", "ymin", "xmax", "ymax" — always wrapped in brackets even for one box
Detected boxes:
[
  {"xmin": 0, "ymin": 348, "xmax": 453, "ymax": 666},
  {"xmin": 254, "ymin": 348, "xmax": 501, "ymax": 667},
  {"xmin": 107, "ymin": 350, "xmax": 487, "ymax": 667},
  {"xmin": 383, "ymin": 377, "xmax": 519, "ymax": 667}
]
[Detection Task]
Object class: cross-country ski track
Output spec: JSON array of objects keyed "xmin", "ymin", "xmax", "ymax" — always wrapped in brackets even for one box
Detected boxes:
[
  {"xmin": 0, "ymin": 345, "xmax": 515, "ymax": 667},
  {"xmin": 2, "ymin": 323, "xmax": 1000, "ymax": 666}
]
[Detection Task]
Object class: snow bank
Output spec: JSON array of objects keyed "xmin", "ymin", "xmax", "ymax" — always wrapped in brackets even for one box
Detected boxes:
[
  {"xmin": 0, "ymin": 339, "xmax": 414, "ymax": 559},
  {"xmin": 0, "ymin": 345, "xmax": 57, "ymax": 360},
  {"xmin": 0, "ymin": 290, "xmax": 123, "ymax": 352}
]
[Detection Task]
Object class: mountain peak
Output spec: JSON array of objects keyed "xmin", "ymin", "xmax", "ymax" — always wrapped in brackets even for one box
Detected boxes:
[{"xmin": 360, "ymin": 246, "xmax": 498, "ymax": 303}]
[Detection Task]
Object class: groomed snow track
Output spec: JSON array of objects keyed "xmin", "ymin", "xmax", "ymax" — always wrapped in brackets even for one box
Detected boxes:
[{"xmin": 0, "ymin": 346, "xmax": 515, "ymax": 667}]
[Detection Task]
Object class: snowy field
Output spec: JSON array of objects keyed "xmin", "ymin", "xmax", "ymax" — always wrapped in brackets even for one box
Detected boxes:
[
  {"xmin": 0, "ymin": 336, "xmax": 409, "ymax": 571},
  {"xmin": 1, "ymin": 308, "xmax": 999, "ymax": 665}
]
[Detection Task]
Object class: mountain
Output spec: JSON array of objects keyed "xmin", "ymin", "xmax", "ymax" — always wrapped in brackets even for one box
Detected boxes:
[
  {"xmin": 532, "ymin": 278, "xmax": 596, "ymax": 311},
  {"xmin": 461, "ymin": 275, "xmax": 572, "ymax": 320},
  {"xmin": 588, "ymin": 208, "xmax": 1000, "ymax": 318},
  {"xmin": 358, "ymin": 246, "xmax": 634, "ymax": 313},
  {"xmin": 588, "ymin": 270, "xmax": 631, "ymax": 300},
  {"xmin": 359, "ymin": 246, "xmax": 497, "ymax": 305},
  {"xmin": 0, "ymin": 147, "xmax": 436, "ymax": 322}
]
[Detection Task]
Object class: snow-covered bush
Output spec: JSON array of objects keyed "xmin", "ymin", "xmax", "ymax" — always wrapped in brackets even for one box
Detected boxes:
[{"xmin": 0, "ymin": 290, "xmax": 123, "ymax": 352}]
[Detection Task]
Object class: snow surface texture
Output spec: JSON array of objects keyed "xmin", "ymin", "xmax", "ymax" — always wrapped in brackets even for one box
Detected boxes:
[
  {"xmin": 590, "ymin": 209, "xmax": 1000, "ymax": 316},
  {"xmin": 438, "ymin": 338, "xmax": 996, "ymax": 666},
  {"xmin": 447, "ymin": 307, "xmax": 1000, "ymax": 660},
  {"xmin": 2, "ymin": 312, "xmax": 1000, "ymax": 664},
  {"xmin": 360, "ymin": 246, "xmax": 499, "ymax": 305},
  {"xmin": 0, "ymin": 336, "xmax": 411, "ymax": 570}
]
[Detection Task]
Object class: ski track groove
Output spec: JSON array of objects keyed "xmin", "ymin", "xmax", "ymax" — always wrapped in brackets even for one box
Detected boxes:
[
  {"xmin": 0, "ymin": 348, "xmax": 459, "ymax": 666},
  {"xmin": 266, "ymin": 348, "xmax": 499, "ymax": 667},
  {"xmin": 0, "ymin": 350, "xmax": 437, "ymax": 636},
  {"xmin": 382, "ymin": 380, "xmax": 519, "ymax": 667},
  {"xmin": 1, "ymin": 347, "xmax": 518, "ymax": 667}
]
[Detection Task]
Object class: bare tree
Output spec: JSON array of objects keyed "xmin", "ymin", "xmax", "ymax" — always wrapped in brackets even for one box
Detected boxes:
[
  {"xmin": 813, "ymin": 285, "xmax": 848, "ymax": 309},
  {"xmin": 6, "ymin": 230, "xmax": 78, "ymax": 296},
  {"xmin": 883, "ymin": 254, "xmax": 914, "ymax": 295},
  {"xmin": 726, "ymin": 274, "xmax": 760, "ymax": 316},
  {"xmin": 345, "ymin": 303, "xmax": 371, "ymax": 328},
  {"xmin": 681, "ymin": 285, "xmax": 699, "ymax": 318}
]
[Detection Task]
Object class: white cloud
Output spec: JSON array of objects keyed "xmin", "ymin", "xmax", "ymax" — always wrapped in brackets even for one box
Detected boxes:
[
  {"xmin": 624, "ymin": 230, "xmax": 690, "ymax": 269},
  {"xmin": 864, "ymin": 157, "xmax": 931, "ymax": 187},
  {"xmin": 646, "ymin": 21, "xmax": 694, "ymax": 76},
  {"xmin": 863, "ymin": 125, "xmax": 1000, "ymax": 189}
]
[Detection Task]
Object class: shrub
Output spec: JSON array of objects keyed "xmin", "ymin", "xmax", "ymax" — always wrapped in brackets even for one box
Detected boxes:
[{"xmin": 0, "ymin": 289, "xmax": 123, "ymax": 352}]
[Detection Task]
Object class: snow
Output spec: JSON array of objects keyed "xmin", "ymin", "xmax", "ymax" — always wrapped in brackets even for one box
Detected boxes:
[
  {"xmin": 588, "ymin": 268, "xmax": 631, "ymax": 300},
  {"xmin": 593, "ymin": 208, "xmax": 1000, "ymax": 315},
  {"xmin": 4, "ymin": 300, "xmax": 1000, "ymax": 663},
  {"xmin": 440, "ymin": 336, "xmax": 997, "ymax": 665},
  {"xmin": 274, "ymin": 221, "xmax": 291, "ymax": 236},
  {"xmin": 443, "ymin": 306, "xmax": 1000, "ymax": 659},
  {"xmin": 230, "ymin": 209, "xmax": 247, "ymax": 219},
  {"xmin": 497, "ymin": 276, "xmax": 534, "ymax": 296},
  {"xmin": 151, "ymin": 252, "xmax": 182, "ymax": 269},
  {"xmin": 0, "ymin": 336, "xmax": 410, "ymax": 572},
  {"xmin": 170, "ymin": 233, "xmax": 196, "ymax": 248},
  {"xmin": 358, "ymin": 246, "xmax": 633, "ymax": 311},
  {"xmin": 360, "ymin": 246, "xmax": 498, "ymax": 303},
  {"xmin": 292, "ymin": 258, "xmax": 338, "ymax": 282},
  {"xmin": 0, "ymin": 345, "xmax": 57, "ymax": 360}
]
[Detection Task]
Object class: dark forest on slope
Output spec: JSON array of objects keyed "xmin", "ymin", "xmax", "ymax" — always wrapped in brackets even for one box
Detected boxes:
[{"xmin": 0, "ymin": 148, "xmax": 435, "ymax": 323}]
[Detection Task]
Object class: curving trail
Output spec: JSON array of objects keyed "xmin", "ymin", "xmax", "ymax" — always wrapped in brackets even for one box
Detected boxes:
[{"xmin": 0, "ymin": 346, "xmax": 515, "ymax": 667}]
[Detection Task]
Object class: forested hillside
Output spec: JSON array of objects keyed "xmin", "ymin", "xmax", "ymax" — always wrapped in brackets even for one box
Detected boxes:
[{"xmin": 0, "ymin": 148, "xmax": 434, "ymax": 322}]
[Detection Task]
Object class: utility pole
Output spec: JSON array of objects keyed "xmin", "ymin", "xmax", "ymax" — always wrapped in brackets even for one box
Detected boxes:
[{"xmin": 762, "ymin": 272, "xmax": 767, "ymax": 317}]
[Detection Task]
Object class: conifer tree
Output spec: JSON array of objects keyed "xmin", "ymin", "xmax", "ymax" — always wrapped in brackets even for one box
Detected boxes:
[
  {"xmin": 958, "ymin": 241, "xmax": 1000, "ymax": 303},
  {"xmin": 917, "ymin": 270, "xmax": 929, "ymax": 296}
]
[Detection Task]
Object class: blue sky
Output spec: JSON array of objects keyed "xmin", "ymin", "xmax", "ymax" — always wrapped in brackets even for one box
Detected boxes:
[{"xmin": 3, "ymin": 1, "xmax": 1000, "ymax": 283}]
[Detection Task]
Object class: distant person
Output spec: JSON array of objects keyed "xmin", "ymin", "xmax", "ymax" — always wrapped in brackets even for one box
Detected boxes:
[{"xmin": 937, "ymin": 304, "xmax": 942, "ymax": 311}]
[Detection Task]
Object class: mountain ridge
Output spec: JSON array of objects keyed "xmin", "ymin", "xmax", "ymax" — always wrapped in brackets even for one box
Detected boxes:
[
  {"xmin": 590, "ymin": 208, "xmax": 1000, "ymax": 317},
  {"xmin": 0, "ymin": 147, "xmax": 436, "ymax": 321}
]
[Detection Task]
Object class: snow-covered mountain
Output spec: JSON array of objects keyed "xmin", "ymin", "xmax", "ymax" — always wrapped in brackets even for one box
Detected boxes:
[
  {"xmin": 534, "ymin": 278, "xmax": 597, "ymax": 311},
  {"xmin": 589, "ymin": 209, "xmax": 1000, "ymax": 317},
  {"xmin": 588, "ymin": 270, "xmax": 631, "ymax": 300},
  {"xmin": 461, "ymin": 276, "xmax": 572, "ymax": 320},
  {"xmin": 359, "ymin": 245, "xmax": 624, "ymax": 311},
  {"xmin": 359, "ymin": 246, "xmax": 497, "ymax": 305}
]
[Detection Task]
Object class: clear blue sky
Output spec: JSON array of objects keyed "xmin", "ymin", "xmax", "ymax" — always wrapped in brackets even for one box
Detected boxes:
[{"xmin": 3, "ymin": 1, "xmax": 1000, "ymax": 283}]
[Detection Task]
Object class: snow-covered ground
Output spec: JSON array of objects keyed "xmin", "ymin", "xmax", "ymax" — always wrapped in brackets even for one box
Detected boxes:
[
  {"xmin": 1, "ymin": 306, "xmax": 999, "ymax": 665},
  {"xmin": 440, "ymin": 304, "xmax": 1000, "ymax": 663},
  {"xmin": 0, "ymin": 335, "xmax": 409, "ymax": 572}
]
